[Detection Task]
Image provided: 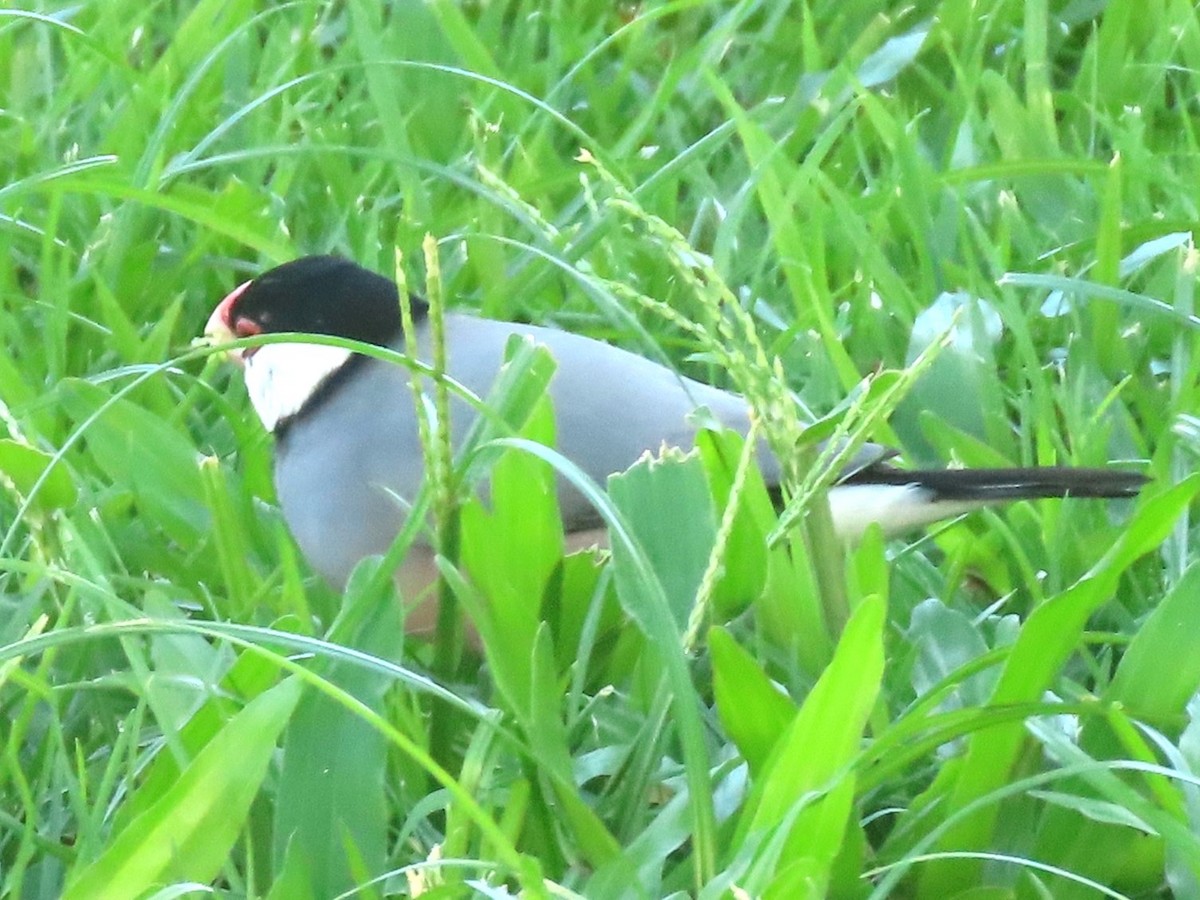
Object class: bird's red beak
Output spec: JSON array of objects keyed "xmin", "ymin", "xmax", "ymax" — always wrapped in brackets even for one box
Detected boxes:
[{"xmin": 205, "ymin": 280, "xmax": 258, "ymax": 365}]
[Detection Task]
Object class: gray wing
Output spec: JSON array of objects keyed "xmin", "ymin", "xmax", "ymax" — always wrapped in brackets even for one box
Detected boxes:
[{"xmin": 437, "ymin": 316, "xmax": 774, "ymax": 527}]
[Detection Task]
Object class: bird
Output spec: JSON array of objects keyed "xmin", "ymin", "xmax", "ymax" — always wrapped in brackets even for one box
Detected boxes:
[{"xmin": 204, "ymin": 255, "xmax": 1147, "ymax": 635}]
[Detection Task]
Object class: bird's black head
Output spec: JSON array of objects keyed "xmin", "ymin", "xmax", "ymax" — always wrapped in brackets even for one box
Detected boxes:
[{"xmin": 224, "ymin": 255, "xmax": 420, "ymax": 346}]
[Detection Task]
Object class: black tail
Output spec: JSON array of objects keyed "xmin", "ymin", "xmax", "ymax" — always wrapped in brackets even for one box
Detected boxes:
[{"xmin": 842, "ymin": 465, "xmax": 1148, "ymax": 501}]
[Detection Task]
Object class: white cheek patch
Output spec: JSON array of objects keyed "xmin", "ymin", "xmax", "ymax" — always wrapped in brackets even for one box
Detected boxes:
[{"xmin": 243, "ymin": 341, "xmax": 355, "ymax": 431}]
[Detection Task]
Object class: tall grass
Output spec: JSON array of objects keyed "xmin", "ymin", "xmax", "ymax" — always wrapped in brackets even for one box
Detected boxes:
[{"xmin": 2, "ymin": 0, "xmax": 1199, "ymax": 896}]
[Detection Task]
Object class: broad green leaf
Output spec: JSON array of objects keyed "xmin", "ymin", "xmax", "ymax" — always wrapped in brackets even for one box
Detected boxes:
[
  {"xmin": 461, "ymin": 397, "xmax": 562, "ymax": 708},
  {"xmin": 710, "ymin": 627, "xmax": 797, "ymax": 777},
  {"xmin": 0, "ymin": 438, "xmax": 77, "ymax": 509},
  {"xmin": 64, "ymin": 678, "xmax": 301, "ymax": 899},
  {"xmin": 828, "ymin": 817, "xmax": 870, "ymax": 900},
  {"xmin": 527, "ymin": 624, "xmax": 621, "ymax": 867},
  {"xmin": 1030, "ymin": 563, "xmax": 1200, "ymax": 896},
  {"xmin": 548, "ymin": 547, "xmax": 617, "ymax": 675},
  {"xmin": 848, "ymin": 523, "xmax": 888, "ymax": 614},
  {"xmin": 272, "ymin": 581, "xmax": 400, "ymax": 899},
  {"xmin": 1027, "ymin": 711, "xmax": 1200, "ymax": 898},
  {"xmin": 920, "ymin": 476, "xmax": 1200, "ymax": 894},
  {"xmin": 734, "ymin": 595, "xmax": 885, "ymax": 894},
  {"xmin": 454, "ymin": 353, "xmax": 620, "ymax": 869},
  {"xmin": 1106, "ymin": 561, "xmax": 1200, "ymax": 721},
  {"xmin": 137, "ymin": 590, "xmax": 232, "ymax": 734},
  {"xmin": 113, "ymin": 641, "xmax": 282, "ymax": 833},
  {"xmin": 445, "ymin": 563, "xmax": 622, "ymax": 870},
  {"xmin": 608, "ymin": 447, "xmax": 716, "ymax": 633},
  {"xmin": 907, "ymin": 599, "xmax": 995, "ymax": 709},
  {"xmin": 456, "ymin": 335, "xmax": 560, "ymax": 479},
  {"xmin": 756, "ymin": 534, "xmax": 833, "ymax": 678},
  {"xmin": 461, "ymin": 393, "xmax": 561, "ymax": 720},
  {"xmin": 764, "ymin": 855, "xmax": 826, "ymax": 900}
]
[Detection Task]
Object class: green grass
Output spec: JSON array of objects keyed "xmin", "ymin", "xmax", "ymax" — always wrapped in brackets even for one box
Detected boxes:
[{"xmin": 2, "ymin": 0, "xmax": 1200, "ymax": 896}]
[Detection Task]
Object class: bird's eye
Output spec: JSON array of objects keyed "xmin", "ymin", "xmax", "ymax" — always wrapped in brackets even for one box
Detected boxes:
[{"xmin": 233, "ymin": 316, "xmax": 263, "ymax": 338}]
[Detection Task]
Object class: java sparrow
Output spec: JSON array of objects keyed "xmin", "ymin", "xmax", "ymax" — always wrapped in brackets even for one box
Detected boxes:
[{"xmin": 205, "ymin": 256, "xmax": 1146, "ymax": 634}]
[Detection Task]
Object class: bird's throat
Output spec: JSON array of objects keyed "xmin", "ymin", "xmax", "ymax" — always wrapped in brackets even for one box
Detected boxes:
[{"xmin": 243, "ymin": 341, "xmax": 357, "ymax": 433}]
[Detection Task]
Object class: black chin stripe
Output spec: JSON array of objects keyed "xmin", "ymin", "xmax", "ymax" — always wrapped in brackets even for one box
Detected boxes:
[
  {"xmin": 272, "ymin": 317, "xmax": 411, "ymax": 444},
  {"xmin": 272, "ymin": 351, "xmax": 369, "ymax": 445}
]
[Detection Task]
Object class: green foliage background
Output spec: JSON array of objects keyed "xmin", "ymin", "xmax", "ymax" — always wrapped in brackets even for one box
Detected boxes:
[{"xmin": 2, "ymin": 0, "xmax": 1200, "ymax": 896}]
